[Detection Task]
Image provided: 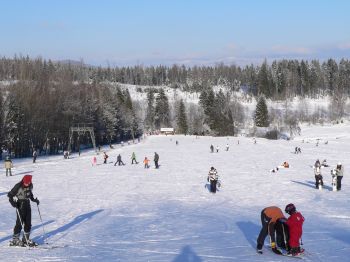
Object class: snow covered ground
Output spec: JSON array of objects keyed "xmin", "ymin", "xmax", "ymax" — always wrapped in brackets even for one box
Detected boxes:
[{"xmin": 0, "ymin": 123, "xmax": 349, "ymax": 261}]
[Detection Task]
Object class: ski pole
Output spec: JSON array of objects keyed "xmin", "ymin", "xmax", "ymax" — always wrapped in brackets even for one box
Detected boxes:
[
  {"xmin": 36, "ymin": 203, "xmax": 48, "ymax": 244},
  {"xmin": 16, "ymin": 207, "xmax": 30, "ymax": 247}
]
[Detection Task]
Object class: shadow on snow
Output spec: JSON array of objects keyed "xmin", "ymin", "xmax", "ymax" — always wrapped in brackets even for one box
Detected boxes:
[
  {"xmin": 291, "ymin": 180, "xmax": 333, "ymax": 191},
  {"xmin": 172, "ymin": 245, "xmax": 203, "ymax": 262},
  {"xmin": 34, "ymin": 209, "xmax": 103, "ymax": 244},
  {"xmin": 236, "ymin": 221, "xmax": 260, "ymax": 250}
]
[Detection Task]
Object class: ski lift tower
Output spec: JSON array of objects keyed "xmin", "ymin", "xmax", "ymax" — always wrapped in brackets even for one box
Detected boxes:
[{"xmin": 68, "ymin": 123, "xmax": 97, "ymax": 153}]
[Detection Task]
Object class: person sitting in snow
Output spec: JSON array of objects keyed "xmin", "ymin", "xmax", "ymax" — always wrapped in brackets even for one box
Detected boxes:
[
  {"xmin": 257, "ymin": 206, "xmax": 288, "ymax": 255},
  {"xmin": 284, "ymin": 203, "xmax": 305, "ymax": 256},
  {"xmin": 321, "ymin": 159, "xmax": 329, "ymax": 167},
  {"xmin": 207, "ymin": 167, "xmax": 219, "ymax": 193},
  {"xmin": 8, "ymin": 175, "xmax": 40, "ymax": 247},
  {"xmin": 282, "ymin": 162, "xmax": 289, "ymax": 168}
]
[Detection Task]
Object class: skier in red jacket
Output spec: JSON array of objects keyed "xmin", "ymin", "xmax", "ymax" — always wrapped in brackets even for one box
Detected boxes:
[{"xmin": 285, "ymin": 203, "xmax": 305, "ymax": 256}]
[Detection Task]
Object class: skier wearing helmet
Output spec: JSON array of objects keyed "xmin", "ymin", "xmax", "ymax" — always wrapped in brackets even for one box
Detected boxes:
[
  {"xmin": 285, "ymin": 203, "xmax": 305, "ymax": 256},
  {"xmin": 335, "ymin": 162, "xmax": 344, "ymax": 190},
  {"xmin": 7, "ymin": 175, "xmax": 40, "ymax": 247}
]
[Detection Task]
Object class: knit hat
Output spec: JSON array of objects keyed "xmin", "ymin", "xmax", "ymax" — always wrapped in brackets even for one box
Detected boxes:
[{"xmin": 22, "ymin": 175, "xmax": 32, "ymax": 186}]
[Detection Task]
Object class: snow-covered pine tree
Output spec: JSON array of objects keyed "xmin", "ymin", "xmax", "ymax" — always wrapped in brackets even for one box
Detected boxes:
[
  {"xmin": 254, "ymin": 96, "xmax": 269, "ymax": 127},
  {"xmin": 257, "ymin": 59, "xmax": 271, "ymax": 98},
  {"xmin": 176, "ymin": 99, "xmax": 188, "ymax": 134},
  {"xmin": 144, "ymin": 89, "xmax": 155, "ymax": 131},
  {"xmin": 154, "ymin": 88, "xmax": 170, "ymax": 129}
]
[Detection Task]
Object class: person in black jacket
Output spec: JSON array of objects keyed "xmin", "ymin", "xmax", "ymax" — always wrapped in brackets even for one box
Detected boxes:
[
  {"xmin": 154, "ymin": 152, "xmax": 159, "ymax": 169},
  {"xmin": 114, "ymin": 154, "xmax": 125, "ymax": 166},
  {"xmin": 8, "ymin": 174, "xmax": 40, "ymax": 246}
]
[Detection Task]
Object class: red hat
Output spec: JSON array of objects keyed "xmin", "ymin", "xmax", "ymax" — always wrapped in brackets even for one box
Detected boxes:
[{"xmin": 22, "ymin": 175, "xmax": 32, "ymax": 186}]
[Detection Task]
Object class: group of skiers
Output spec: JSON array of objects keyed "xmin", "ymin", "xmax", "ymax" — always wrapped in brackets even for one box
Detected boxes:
[
  {"xmin": 314, "ymin": 159, "xmax": 344, "ymax": 190},
  {"xmin": 257, "ymin": 204, "xmax": 304, "ymax": 257},
  {"xmin": 294, "ymin": 147, "xmax": 302, "ymax": 154},
  {"xmin": 101, "ymin": 151, "xmax": 159, "ymax": 169},
  {"xmin": 1, "ymin": 136, "xmax": 346, "ymax": 254},
  {"xmin": 210, "ymin": 143, "xmax": 230, "ymax": 153}
]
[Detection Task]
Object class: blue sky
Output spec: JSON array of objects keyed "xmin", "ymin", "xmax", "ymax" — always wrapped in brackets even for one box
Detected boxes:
[{"xmin": 1, "ymin": 0, "xmax": 350, "ymax": 66}]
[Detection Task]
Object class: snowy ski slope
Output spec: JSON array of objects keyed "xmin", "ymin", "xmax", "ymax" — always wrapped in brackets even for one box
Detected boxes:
[{"xmin": 0, "ymin": 123, "xmax": 349, "ymax": 261}]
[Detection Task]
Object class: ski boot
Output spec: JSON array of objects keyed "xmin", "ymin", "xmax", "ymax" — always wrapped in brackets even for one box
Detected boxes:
[
  {"xmin": 257, "ymin": 244, "xmax": 263, "ymax": 254},
  {"xmin": 22, "ymin": 232, "xmax": 38, "ymax": 247},
  {"xmin": 9, "ymin": 234, "xmax": 24, "ymax": 247},
  {"xmin": 288, "ymin": 247, "xmax": 304, "ymax": 257}
]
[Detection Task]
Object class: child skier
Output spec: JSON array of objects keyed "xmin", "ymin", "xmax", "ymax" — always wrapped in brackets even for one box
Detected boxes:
[
  {"xmin": 8, "ymin": 175, "xmax": 40, "ymax": 247},
  {"xmin": 131, "ymin": 152, "xmax": 138, "ymax": 164},
  {"xmin": 92, "ymin": 156, "xmax": 97, "ymax": 166},
  {"xmin": 103, "ymin": 152, "xmax": 108, "ymax": 164},
  {"xmin": 285, "ymin": 203, "xmax": 305, "ymax": 256},
  {"xmin": 143, "ymin": 157, "xmax": 150, "ymax": 168}
]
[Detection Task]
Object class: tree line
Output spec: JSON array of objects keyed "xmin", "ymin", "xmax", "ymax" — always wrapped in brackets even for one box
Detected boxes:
[
  {"xmin": 1, "ymin": 56, "xmax": 350, "ymax": 99},
  {"xmin": 0, "ymin": 56, "xmax": 349, "ymax": 157},
  {"xmin": 0, "ymin": 78, "xmax": 141, "ymax": 158}
]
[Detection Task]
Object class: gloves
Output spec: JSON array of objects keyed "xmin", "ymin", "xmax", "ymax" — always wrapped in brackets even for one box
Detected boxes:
[
  {"xmin": 9, "ymin": 198, "xmax": 17, "ymax": 208},
  {"xmin": 34, "ymin": 198, "xmax": 40, "ymax": 205}
]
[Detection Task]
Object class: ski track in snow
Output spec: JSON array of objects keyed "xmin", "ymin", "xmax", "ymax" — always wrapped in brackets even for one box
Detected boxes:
[{"xmin": 1, "ymin": 123, "xmax": 350, "ymax": 261}]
